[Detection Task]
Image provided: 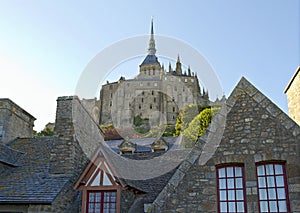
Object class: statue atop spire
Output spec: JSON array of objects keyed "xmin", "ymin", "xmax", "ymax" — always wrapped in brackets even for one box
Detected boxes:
[{"xmin": 148, "ymin": 17, "xmax": 156, "ymax": 55}]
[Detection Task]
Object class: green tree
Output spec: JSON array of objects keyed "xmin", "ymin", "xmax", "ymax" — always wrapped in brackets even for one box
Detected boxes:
[
  {"xmin": 183, "ymin": 107, "xmax": 219, "ymax": 148},
  {"xmin": 35, "ymin": 126, "xmax": 54, "ymax": 137},
  {"xmin": 174, "ymin": 104, "xmax": 200, "ymax": 136}
]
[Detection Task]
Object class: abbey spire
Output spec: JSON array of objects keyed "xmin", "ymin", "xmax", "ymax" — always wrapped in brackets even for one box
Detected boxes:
[{"xmin": 148, "ymin": 17, "xmax": 156, "ymax": 55}]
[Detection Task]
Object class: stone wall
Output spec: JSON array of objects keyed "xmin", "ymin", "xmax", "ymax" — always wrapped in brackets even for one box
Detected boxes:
[
  {"xmin": 99, "ymin": 73, "xmax": 206, "ymax": 128},
  {"xmin": 151, "ymin": 78, "xmax": 300, "ymax": 213},
  {"xmin": 0, "ymin": 99, "xmax": 35, "ymax": 143},
  {"xmin": 285, "ymin": 66, "xmax": 300, "ymax": 126}
]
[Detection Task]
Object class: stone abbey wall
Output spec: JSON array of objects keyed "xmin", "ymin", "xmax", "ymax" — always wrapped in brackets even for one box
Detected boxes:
[{"xmin": 99, "ymin": 71, "xmax": 207, "ymax": 128}]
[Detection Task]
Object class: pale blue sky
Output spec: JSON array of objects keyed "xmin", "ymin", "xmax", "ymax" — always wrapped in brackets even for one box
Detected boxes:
[{"xmin": 0, "ymin": 0, "xmax": 299, "ymax": 130}]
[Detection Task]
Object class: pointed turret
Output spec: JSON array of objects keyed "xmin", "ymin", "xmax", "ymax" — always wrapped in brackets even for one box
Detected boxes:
[
  {"xmin": 168, "ymin": 63, "xmax": 172, "ymax": 73},
  {"xmin": 175, "ymin": 54, "xmax": 182, "ymax": 75},
  {"xmin": 188, "ymin": 66, "xmax": 191, "ymax": 76}
]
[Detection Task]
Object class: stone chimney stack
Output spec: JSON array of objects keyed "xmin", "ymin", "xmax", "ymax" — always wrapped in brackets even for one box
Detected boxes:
[
  {"xmin": 50, "ymin": 96, "xmax": 77, "ymax": 175},
  {"xmin": 49, "ymin": 96, "xmax": 104, "ymax": 176}
]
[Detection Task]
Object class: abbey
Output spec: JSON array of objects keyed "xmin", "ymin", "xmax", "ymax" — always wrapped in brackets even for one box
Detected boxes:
[{"xmin": 98, "ymin": 20, "xmax": 209, "ymax": 128}]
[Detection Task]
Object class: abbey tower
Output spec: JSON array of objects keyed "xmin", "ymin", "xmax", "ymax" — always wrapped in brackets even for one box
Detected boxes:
[{"xmin": 98, "ymin": 20, "xmax": 209, "ymax": 128}]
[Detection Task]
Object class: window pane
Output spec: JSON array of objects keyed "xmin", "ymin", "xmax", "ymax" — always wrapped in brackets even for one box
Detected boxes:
[
  {"xmin": 95, "ymin": 203, "xmax": 100, "ymax": 211},
  {"xmin": 219, "ymin": 168, "xmax": 226, "ymax": 178},
  {"xmin": 227, "ymin": 167, "xmax": 234, "ymax": 177},
  {"xmin": 259, "ymin": 189, "xmax": 267, "ymax": 200},
  {"xmin": 266, "ymin": 164, "xmax": 274, "ymax": 175},
  {"xmin": 267, "ymin": 176, "xmax": 275, "ymax": 187},
  {"xmin": 276, "ymin": 176, "xmax": 284, "ymax": 187},
  {"xmin": 237, "ymin": 202, "xmax": 244, "ymax": 212},
  {"xmin": 236, "ymin": 190, "xmax": 244, "ymax": 200},
  {"xmin": 95, "ymin": 192, "xmax": 100, "ymax": 200},
  {"xmin": 228, "ymin": 202, "xmax": 236, "ymax": 212},
  {"xmin": 219, "ymin": 179, "xmax": 226, "ymax": 189},
  {"xmin": 260, "ymin": 201, "xmax": 268, "ymax": 212},
  {"xmin": 278, "ymin": 201, "xmax": 287, "ymax": 212},
  {"xmin": 220, "ymin": 202, "xmax": 227, "ymax": 212},
  {"xmin": 258, "ymin": 177, "xmax": 266, "ymax": 187},
  {"xmin": 227, "ymin": 178, "xmax": 234, "ymax": 189},
  {"xmin": 275, "ymin": 164, "xmax": 283, "ymax": 174},
  {"xmin": 235, "ymin": 167, "xmax": 242, "ymax": 177},
  {"xmin": 269, "ymin": 201, "xmax": 278, "ymax": 212},
  {"xmin": 277, "ymin": 188, "xmax": 286, "ymax": 199},
  {"xmin": 257, "ymin": 165, "xmax": 265, "ymax": 176},
  {"xmin": 91, "ymin": 192, "xmax": 95, "ymax": 200},
  {"xmin": 220, "ymin": 190, "xmax": 227, "ymax": 201},
  {"xmin": 228, "ymin": 190, "xmax": 235, "ymax": 200},
  {"xmin": 268, "ymin": 188, "xmax": 276, "ymax": 199},
  {"xmin": 236, "ymin": 178, "xmax": 243, "ymax": 188}
]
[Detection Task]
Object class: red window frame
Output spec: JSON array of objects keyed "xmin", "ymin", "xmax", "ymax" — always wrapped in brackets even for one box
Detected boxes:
[
  {"xmin": 86, "ymin": 190, "xmax": 117, "ymax": 213},
  {"xmin": 216, "ymin": 164, "xmax": 247, "ymax": 213},
  {"xmin": 256, "ymin": 162, "xmax": 290, "ymax": 213}
]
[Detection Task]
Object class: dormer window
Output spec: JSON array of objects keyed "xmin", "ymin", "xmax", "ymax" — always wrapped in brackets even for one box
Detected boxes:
[{"xmin": 75, "ymin": 153, "xmax": 122, "ymax": 213}]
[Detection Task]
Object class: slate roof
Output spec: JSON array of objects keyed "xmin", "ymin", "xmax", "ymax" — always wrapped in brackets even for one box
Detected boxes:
[
  {"xmin": 140, "ymin": 54, "xmax": 159, "ymax": 65},
  {"xmin": 124, "ymin": 168, "xmax": 177, "ymax": 212},
  {"xmin": 0, "ymin": 137, "xmax": 70, "ymax": 204}
]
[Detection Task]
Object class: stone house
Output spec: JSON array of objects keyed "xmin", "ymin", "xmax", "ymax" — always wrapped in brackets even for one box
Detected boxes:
[
  {"xmin": 0, "ymin": 98, "xmax": 35, "ymax": 144},
  {"xmin": 0, "ymin": 76, "xmax": 299, "ymax": 212}
]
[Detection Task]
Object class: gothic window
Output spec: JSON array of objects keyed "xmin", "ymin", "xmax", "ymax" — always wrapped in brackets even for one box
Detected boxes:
[
  {"xmin": 109, "ymin": 101, "xmax": 112, "ymax": 107},
  {"xmin": 216, "ymin": 164, "xmax": 247, "ymax": 213},
  {"xmin": 142, "ymin": 98, "xmax": 144, "ymax": 103},
  {"xmin": 110, "ymin": 93, "xmax": 113, "ymax": 98},
  {"xmin": 139, "ymin": 105, "xmax": 141, "ymax": 109},
  {"xmin": 172, "ymin": 107, "xmax": 175, "ymax": 112},
  {"xmin": 142, "ymin": 91, "xmax": 144, "ymax": 95},
  {"xmin": 87, "ymin": 190, "xmax": 117, "ymax": 213},
  {"xmin": 152, "ymin": 90, "xmax": 154, "ymax": 95},
  {"xmin": 154, "ymin": 97, "xmax": 156, "ymax": 102},
  {"xmin": 154, "ymin": 82, "xmax": 158, "ymax": 87},
  {"xmin": 172, "ymin": 115, "xmax": 175, "ymax": 120},
  {"xmin": 150, "ymin": 104, "xmax": 152, "ymax": 109},
  {"xmin": 256, "ymin": 162, "xmax": 290, "ymax": 213}
]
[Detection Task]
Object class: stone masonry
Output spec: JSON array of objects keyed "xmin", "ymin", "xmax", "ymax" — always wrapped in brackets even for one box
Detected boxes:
[
  {"xmin": 0, "ymin": 98, "xmax": 35, "ymax": 143},
  {"xmin": 285, "ymin": 66, "xmax": 300, "ymax": 126}
]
